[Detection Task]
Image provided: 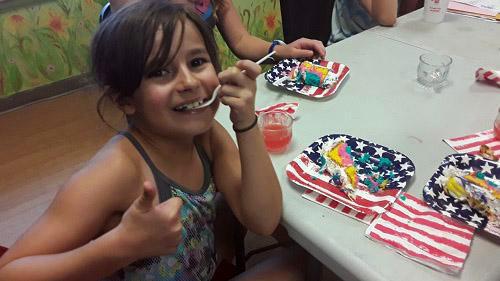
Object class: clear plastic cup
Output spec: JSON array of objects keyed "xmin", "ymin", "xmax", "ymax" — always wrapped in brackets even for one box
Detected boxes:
[
  {"xmin": 417, "ymin": 53, "xmax": 452, "ymax": 88},
  {"xmin": 258, "ymin": 111, "xmax": 293, "ymax": 153}
]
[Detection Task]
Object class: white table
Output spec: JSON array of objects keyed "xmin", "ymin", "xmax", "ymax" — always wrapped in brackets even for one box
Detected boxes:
[
  {"xmin": 368, "ymin": 9, "xmax": 500, "ymax": 68},
  {"xmin": 216, "ymin": 10, "xmax": 500, "ymax": 281}
]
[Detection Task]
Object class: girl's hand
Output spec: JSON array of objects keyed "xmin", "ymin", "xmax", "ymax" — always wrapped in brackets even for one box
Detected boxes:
[
  {"xmin": 116, "ymin": 181, "xmax": 183, "ymax": 259},
  {"xmin": 218, "ymin": 60, "xmax": 261, "ymax": 129},
  {"xmin": 276, "ymin": 38, "xmax": 326, "ymax": 59}
]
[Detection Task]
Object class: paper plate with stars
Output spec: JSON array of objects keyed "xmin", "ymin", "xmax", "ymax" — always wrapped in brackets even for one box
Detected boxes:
[
  {"xmin": 423, "ymin": 154, "xmax": 500, "ymax": 238},
  {"xmin": 264, "ymin": 59, "xmax": 350, "ymax": 98},
  {"xmin": 286, "ymin": 134, "xmax": 415, "ymax": 215}
]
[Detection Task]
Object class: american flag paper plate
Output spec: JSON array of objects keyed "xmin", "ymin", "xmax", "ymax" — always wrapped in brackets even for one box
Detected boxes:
[
  {"xmin": 366, "ymin": 193, "xmax": 474, "ymax": 275},
  {"xmin": 286, "ymin": 134, "xmax": 415, "ymax": 215},
  {"xmin": 264, "ymin": 59, "xmax": 350, "ymax": 98},
  {"xmin": 423, "ymin": 154, "xmax": 500, "ymax": 238}
]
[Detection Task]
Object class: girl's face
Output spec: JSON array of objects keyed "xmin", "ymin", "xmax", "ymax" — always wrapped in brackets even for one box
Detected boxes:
[{"xmin": 128, "ymin": 19, "xmax": 219, "ymax": 139}]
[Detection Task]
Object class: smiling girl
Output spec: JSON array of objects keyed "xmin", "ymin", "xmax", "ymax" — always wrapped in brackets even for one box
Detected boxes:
[{"xmin": 0, "ymin": 1, "xmax": 304, "ymax": 280}]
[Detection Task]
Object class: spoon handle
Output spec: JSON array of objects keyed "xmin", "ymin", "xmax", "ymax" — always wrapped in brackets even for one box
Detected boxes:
[
  {"xmin": 194, "ymin": 50, "xmax": 277, "ymax": 109},
  {"xmin": 255, "ymin": 50, "xmax": 276, "ymax": 65}
]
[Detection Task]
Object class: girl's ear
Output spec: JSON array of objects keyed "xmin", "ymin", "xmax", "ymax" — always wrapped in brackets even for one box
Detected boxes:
[
  {"xmin": 110, "ymin": 92, "xmax": 136, "ymax": 115},
  {"xmin": 118, "ymin": 97, "xmax": 136, "ymax": 115}
]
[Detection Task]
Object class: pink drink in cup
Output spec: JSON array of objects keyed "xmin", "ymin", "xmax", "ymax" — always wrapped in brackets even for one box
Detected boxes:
[{"xmin": 258, "ymin": 111, "xmax": 293, "ymax": 153}]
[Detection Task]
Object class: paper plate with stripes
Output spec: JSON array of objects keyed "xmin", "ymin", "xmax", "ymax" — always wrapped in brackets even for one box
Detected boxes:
[
  {"xmin": 423, "ymin": 154, "xmax": 500, "ymax": 238},
  {"xmin": 286, "ymin": 134, "xmax": 415, "ymax": 215},
  {"xmin": 264, "ymin": 59, "xmax": 350, "ymax": 98}
]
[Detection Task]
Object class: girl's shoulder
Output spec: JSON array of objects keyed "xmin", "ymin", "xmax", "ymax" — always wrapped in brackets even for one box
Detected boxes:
[
  {"xmin": 64, "ymin": 134, "xmax": 147, "ymax": 211},
  {"xmin": 91, "ymin": 133, "xmax": 144, "ymax": 170}
]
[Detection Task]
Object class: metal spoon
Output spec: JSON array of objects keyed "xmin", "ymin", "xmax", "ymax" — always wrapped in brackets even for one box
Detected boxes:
[{"xmin": 192, "ymin": 50, "xmax": 276, "ymax": 109}]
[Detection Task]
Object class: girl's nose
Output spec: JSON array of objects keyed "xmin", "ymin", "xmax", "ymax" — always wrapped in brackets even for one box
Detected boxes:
[{"xmin": 175, "ymin": 65, "xmax": 200, "ymax": 93}]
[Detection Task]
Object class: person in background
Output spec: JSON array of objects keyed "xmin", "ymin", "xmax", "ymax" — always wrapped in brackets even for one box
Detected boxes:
[
  {"xmin": 328, "ymin": 0, "xmax": 398, "ymax": 44},
  {"xmin": 0, "ymin": 1, "xmax": 305, "ymax": 280},
  {"xmin": 108, "ymin": 0, "xmax": 326, "ymax": 61}
]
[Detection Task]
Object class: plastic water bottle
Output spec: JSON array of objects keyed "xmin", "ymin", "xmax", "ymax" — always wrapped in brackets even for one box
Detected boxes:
[{"xmin": 423, "ymin": 0, "xmax": 450, "ymax": 23}]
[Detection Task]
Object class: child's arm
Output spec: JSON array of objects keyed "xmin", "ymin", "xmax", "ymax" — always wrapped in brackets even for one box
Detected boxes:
[
  {"xmin": 216, "ymin": 0, "xmax": 326, "ymax": 60},
  {"xmin": 0, "ymin": 144, "xmax": 183, "ymax": 281},
  {"xmin": 362, "ymin": 0, "xmax": 398, "ymax": 26},
  {"xmin": 0, "ymin": 227, "xmax": 134, "ymax": 281},
  {"xmin": 210, "ymin": 60, "xmax": 282, "ymax": 235}
]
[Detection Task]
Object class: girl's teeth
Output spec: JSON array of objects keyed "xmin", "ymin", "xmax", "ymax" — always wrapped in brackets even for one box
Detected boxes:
[{"xmin": 177, "ymin": 99, "xmax": 204, "ymax": 111}]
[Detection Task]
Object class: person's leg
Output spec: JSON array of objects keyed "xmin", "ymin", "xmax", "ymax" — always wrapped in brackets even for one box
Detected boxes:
[
  {"xmin": 214, "ymin": 194, "xmax": 307, "ymax": 281},
  {"xmin": 230, "ymin": 244, "xmax": 307, "ymax": 281}
]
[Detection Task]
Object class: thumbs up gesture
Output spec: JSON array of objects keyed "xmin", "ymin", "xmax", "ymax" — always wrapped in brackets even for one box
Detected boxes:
[{"xmin": 116, "ymin": 181, "xmax": 183, "ymax": 259}]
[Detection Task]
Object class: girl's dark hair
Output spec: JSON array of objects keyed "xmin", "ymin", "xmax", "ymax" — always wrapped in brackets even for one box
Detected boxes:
[
  {"xmin": 211, "ymin": 0, "xmax": 225, "ymax": 16},
  {"xmin": 91, "ymin": 0, "xmax": 220, "ymax": 122}
]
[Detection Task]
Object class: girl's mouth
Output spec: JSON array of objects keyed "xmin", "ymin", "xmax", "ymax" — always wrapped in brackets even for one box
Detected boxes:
[{"xmin": 174, "ymin": 97, "xmax": 210, "ymax": 111}]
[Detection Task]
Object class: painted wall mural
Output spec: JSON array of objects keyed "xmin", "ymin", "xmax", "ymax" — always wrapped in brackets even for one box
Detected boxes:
[
  {"xmin": 0, "ymin": 0, "xmax": 107, "ymax": 97},
  {"xmin": 215, "ymin": 0, "xmax": 283, "ymax": 70},
  {"xmin": 0, "ymin": 0, "xmax": 282, "ymax": 98}
]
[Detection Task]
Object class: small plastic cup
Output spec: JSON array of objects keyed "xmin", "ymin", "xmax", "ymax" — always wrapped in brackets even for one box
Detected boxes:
[
  {"xmin": 417, "ymin": 53, "xmax": 452, "ymax": 88},
  {"xmin": 258, "ymin": 111, "xmax": 293, "ymax": 153}
]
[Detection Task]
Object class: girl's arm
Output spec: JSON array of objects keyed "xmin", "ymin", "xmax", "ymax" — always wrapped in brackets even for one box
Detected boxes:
[
  {"xmin": 0, "ymin": 229, "xmax": 134, "ymax": 281},
  {"xmin": 216, "ymin": 0, "xmax": 326, "ymax": 60},
  {"xmin": 0, "ymin": 143, "xmax": 183, "ymax": 280},
  {"xmin": 210, "ymin": 61, "xmax": 282, "ymax": 235},
  {"xmin": 0, "ymin": 149, "xmax": 138, "ymax": 280},
  {"xmin": 361, "ymin": 0, "xmax": 398, "ymax": 26}
]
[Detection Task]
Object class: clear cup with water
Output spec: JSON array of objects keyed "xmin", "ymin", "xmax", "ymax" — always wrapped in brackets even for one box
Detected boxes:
[{"xmin": 417, "ymin": 53, "xmax": 452, "ymax": 88}]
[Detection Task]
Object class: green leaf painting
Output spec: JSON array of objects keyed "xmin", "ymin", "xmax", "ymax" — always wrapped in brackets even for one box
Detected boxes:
[
  {"xmin": 0, "ymin": 0, "xmax": 102, "ymax": 97},
  {"xmin": 0, "ymin": 0, "xmax": 282, "ymax": 98}
]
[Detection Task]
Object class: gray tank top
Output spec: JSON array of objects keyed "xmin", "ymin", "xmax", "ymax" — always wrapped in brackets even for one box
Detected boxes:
[{"xmin": 105, "ymin": 131, "xmax": 217, "ymax": 280}]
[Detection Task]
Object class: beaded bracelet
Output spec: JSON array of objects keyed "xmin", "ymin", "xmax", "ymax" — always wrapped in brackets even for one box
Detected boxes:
[
  {"xmin": 268, "ymin": 39, "xmax": 286, "ymax": 55},
  {"xmin": 233, "ymin": 116, "xmax": 258, "ymax": 134}
]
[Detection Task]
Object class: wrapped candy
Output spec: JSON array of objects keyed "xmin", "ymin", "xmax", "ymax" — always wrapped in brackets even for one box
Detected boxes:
[
  {"xmin": 475, "ymin": 68, "xmax": 500, "ymax": 88},
  {"xmin": 289, "ymin": 61, "xmax": 337, "ymax": 88}
]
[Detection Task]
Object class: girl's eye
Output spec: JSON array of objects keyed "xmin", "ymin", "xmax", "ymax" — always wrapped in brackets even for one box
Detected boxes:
[
  {"xmin": 191, "ymin": 57, "xmax": 208, "ymax": 68},
  {"xmin": 149, "ymin": 69, "xmax": 172, "ymax": 78}
]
